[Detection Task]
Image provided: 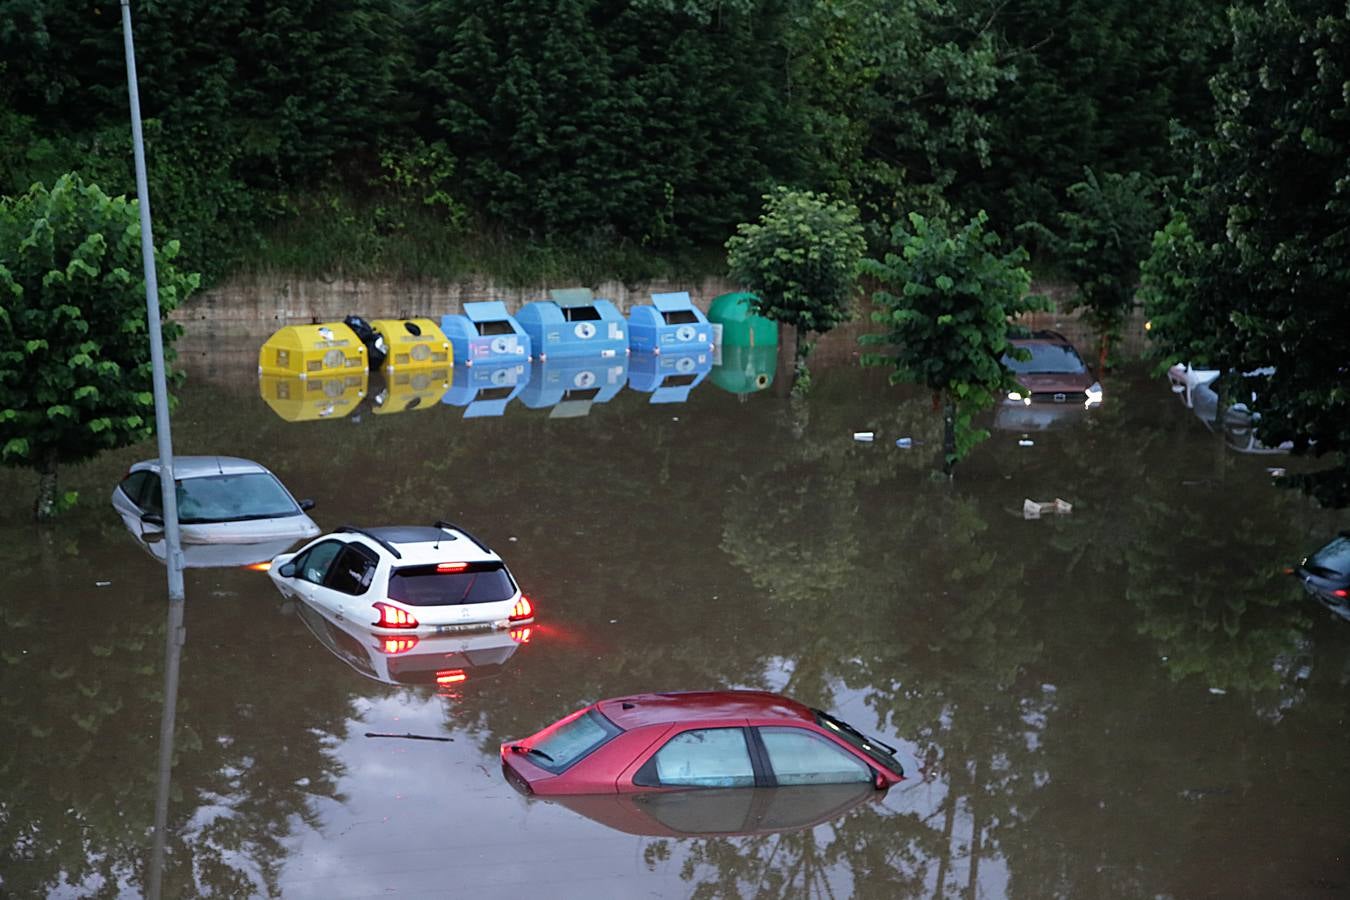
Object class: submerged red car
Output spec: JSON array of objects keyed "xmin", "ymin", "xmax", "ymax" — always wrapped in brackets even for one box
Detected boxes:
[{"xmin": 500, "ymin": 691, "xmax": 905, "ymax": 796}]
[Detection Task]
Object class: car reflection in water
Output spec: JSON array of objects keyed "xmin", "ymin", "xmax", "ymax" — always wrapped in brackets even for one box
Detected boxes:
[
  {"xmin": 528, "ymin": 782, "xmax": 879, "ymax": 838},
  {"xmin": 292, "ymin": 597, "xmax": 532, "ymax": 688}
]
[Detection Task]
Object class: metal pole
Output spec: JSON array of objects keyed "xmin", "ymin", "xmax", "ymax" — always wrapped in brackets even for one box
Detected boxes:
[
  {"xmin": 147, "ymin": 595, "xmax": 185, "ymax": 900},
  {"xmin": 120, "ymin": 0, "xmax": 184, "ymax": 601}
]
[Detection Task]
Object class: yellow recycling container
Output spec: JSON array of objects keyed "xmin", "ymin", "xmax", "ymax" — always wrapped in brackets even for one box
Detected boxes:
[
  {"xmin": 258, "ymin": 371, "xmax": 368, "ymax": 422},
  {"xmin": 370, "ymin": 367, "xmax": 452, "ymax": 415},
  {"xmin": 258, "ymin": 322, "xmax": 366, "ymax": 378},
  {"xmin": 372, "ymin": 319, "xmax": 453, "ymax": 372}
]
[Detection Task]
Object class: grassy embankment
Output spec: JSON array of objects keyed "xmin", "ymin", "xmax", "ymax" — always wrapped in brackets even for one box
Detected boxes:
[{"xmin": 233, "ymin": 192, "xmax": 728, "ymax": 287}]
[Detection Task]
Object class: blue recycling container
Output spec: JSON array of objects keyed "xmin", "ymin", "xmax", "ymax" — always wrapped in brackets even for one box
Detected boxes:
[
  {"xmin": 516, "ymin": 288, "xmax": 629, "ymax": 360},
  {"xmin": 440, "ymin": 301, "xmax": 532, "ymax": 366},
  {"xmin": 519, "ymin": 355, "xmax": 629, "ymax": 418},
  {"xmin": 627, "ymin": 291, "xmax": 714, "ymax": 355},
  {"xmin": 440, "ymin": 361, "xmax": 529, "ymax": 418},
  {"xmin": 627, "ymin": 350, "xmax": 713, "ymax": 404}
]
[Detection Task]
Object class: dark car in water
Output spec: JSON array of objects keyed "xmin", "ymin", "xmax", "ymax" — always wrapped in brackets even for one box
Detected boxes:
[
  {"xmin": 501, "ymin": 690, "xmax": 904, "ymax": 797},
  {"xmin": 995, "ymin": 331, "xmax": 1103, "ymax": 431},
  {"xmin": 1294, "ymin": 532, "xmax": 1350, "ymax": 620}
]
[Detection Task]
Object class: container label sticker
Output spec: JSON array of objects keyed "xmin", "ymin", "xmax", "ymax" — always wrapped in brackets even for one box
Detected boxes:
[{"xmin": 574, "ymin": 322, "xmax": 597, "ymax": 340}]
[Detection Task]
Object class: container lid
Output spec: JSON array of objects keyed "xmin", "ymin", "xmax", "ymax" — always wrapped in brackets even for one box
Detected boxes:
[
  {"xmin": 463, "ymin": 300, "xmax": 512, "ymax": 322},
  {"xmin": 651, "ymin": 291, "xmax": 693, "ymax": 312},
  {"xmin": 549, "ymin": 287, "xmax": 594, "ymax": 307}
]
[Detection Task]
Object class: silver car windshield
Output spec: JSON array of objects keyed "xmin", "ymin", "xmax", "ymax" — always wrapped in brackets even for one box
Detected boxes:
[{"xmin": 159, "ymin": 473, "xmax": 300, "ymax": 524}]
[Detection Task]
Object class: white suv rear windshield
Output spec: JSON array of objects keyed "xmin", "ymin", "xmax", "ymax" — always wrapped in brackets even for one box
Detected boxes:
[{"xmin": 388, "ymin": 562, "xmax": 516, "ymax": 607}]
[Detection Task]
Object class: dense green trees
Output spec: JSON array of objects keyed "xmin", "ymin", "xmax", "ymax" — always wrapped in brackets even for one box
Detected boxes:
[
  {"xmin": 1, "ymin": 0, "xmax": 1237, "ymax": 283},
  {"xmin": 1142, "ymin": 0, "xmax": 1350, "ymax": 505},
  {"xmin": 0, "ymin": 174, "xmax": 198, "ymax": 519}
]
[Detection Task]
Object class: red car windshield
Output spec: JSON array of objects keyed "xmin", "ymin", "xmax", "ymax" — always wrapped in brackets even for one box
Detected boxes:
[
  {"xmin": 1002, "ymin": 343, "xmax": 1087, "ymax": 375},
  {"xmin": 523, "ymin": 709, "xmax": 622, "ymax": 774}
]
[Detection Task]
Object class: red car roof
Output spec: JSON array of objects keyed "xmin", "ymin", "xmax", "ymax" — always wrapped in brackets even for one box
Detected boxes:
[{"xmin": 597, "ymin": 691, "xmax": 817, "ymax": 730}]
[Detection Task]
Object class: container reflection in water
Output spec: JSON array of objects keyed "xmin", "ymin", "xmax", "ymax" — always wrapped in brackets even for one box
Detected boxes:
[
  {"xmin": 516, "ymin": 288, "xmax": 629, "ymax": 360},
  {"xmin": 367, "ymin": 368, "xmax": 451, "ymax": 416},
  {"xmin": 526, "ymin": 783, "xmax": 879, "ymax": 838},
  {"xmin": 440, "ymin": 301, "xmax": 531, "ymax": 366},
  {"xmin": 520, "ymin": 356, "xmax": 629, "ymax": 418},
  {"xmin": 711, "ymin": 344, "xmax": 776, "ymax": 396},
  {"xmin": 292, "ymin": 599, "xmax": 529, "ymax": 687},
  {"xmin": 441, "ymin": 361, "xmax": 528, "ymax": 417},
  {"xmin": 628, "ymin": 291, "xmax": 714, "ymax": 355},
  {"xmin": 259, "ymin": 372, "xmax": 368, "ymax": 422},
  {"xmin": 628, "ymin": 350, "xmax": 713, "ymax": 403}
]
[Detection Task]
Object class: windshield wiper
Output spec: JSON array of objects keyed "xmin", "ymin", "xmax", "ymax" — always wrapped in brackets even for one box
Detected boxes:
[
  {"xmin": 817, "ymin": 710, "xmax": 898, "ymax": 756},
  {"xmin": 512, "ymin": 744, "xmax": 554, "ymax": 763}
]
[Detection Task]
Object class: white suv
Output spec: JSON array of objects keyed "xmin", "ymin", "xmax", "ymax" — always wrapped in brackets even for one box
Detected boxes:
[{"xmin": 268, "ymin": 522, "xmax": 534, "ymax": 635}]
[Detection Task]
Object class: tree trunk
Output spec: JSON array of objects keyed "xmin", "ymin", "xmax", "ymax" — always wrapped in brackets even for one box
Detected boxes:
[
  {"xmin": 942, "ymin": 395, "xmax": 956, "ymax": 476},
  {"xmin": 34, "ymin": 450, "xmax": 59, "ymax": 522},
  {"xmin": 774, "ymin": 323, "xmax": 796, "ymax": 398}
]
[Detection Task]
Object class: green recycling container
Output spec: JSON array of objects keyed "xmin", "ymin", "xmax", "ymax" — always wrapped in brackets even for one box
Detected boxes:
[{"xmin": 708, "ymin": 292, "xmax": 778, "ymax": 349}]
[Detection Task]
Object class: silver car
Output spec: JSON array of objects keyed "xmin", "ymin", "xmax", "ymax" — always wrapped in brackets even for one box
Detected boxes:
[{"xmin": 111, "ymin": 456, "xmax": 320, "ymax": 547}]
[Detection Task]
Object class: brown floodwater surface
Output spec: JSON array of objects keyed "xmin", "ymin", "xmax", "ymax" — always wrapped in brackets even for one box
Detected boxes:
[{"xmin": 2, "ymin": 341, "xmax": 1348, "ymax": 899}]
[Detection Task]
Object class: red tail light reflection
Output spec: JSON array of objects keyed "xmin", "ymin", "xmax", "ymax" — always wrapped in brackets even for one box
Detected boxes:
[
  {"xmin": 1335, "ymin": 589, "xmax": 1348, "ymax": 598},
  {"xmin": 380, "ymin": 637, "xmax": 419, "ymax": 654},
  {"xmin": 373, "ymin": 602, "xmax": 419, "ymax": 629},
  {"xmin": 436, "ymin": 669, "xmax": 467, "ymax": 685},
  {"xmin": 509, "ymin": 626, "xmax": 533, "ymax": 644},
  {"xmin": 509, "ymin": 595, "xmax": 535, "ymax": 622}
]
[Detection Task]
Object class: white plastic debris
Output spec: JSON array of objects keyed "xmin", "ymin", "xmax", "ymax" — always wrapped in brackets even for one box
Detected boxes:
[
  {"xmin": 1023, "ymin": 498, "xmax": 1073, "ymax": 520},
  {"xmin": 1018, "ymin": 438, "xmax": 1035, "ymax": 447},
  {"xmin": 853, "ymin": 431, "xmax": 875, "ymax": 442},
  {"xmin": 95, "ymin": 581, "xmax": 112, "ymax": 587},
  {"xmin": 895, "ymin": 437, "xmax": 913, "ymax": 448},
  {"xmin": 1208, "ymin": 687, "xmax": 1227, "ymax": 695}
]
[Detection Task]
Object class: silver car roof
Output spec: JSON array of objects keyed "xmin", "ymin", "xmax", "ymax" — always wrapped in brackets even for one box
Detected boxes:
[{"xmin": 131, "ymin": 456, "xmax": 272, "ymax": 478}]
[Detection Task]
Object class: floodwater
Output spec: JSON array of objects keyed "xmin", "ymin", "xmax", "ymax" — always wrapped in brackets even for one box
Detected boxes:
[{"xmin": 2, "ymin": 338, "xmax": 1348, "ymax": 899}]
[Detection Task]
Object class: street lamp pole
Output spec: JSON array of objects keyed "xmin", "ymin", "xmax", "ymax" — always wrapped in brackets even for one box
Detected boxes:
[{"xmin": 119, "ymin": 0, "xmax": 185, "ymax": 603}]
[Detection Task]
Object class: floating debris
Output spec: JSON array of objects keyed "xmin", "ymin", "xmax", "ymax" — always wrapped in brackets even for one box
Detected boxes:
[
  {"xmin": 1023, "ymin": 498, "xmax": 1073, "ymax": 520},
  {"xmin": 853, "ymin": 431, "xmax": 875, "ymax": 442}
]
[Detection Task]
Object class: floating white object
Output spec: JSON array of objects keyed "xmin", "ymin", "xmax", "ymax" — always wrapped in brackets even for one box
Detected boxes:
[
  {"xmin": 853, "ymin": 432, "xmax": 875, "ymax": 442},
  {"xmin": 1023, "ymin": 498, "xmax": 1073, "ymax": 519},
  {"xmin": 1018, "ymin": 438, "xmax": 1035, "ymax": 447},
  {"xmin": 895, "ymin": 437, "xmax": 912, "ymax": 448}
]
